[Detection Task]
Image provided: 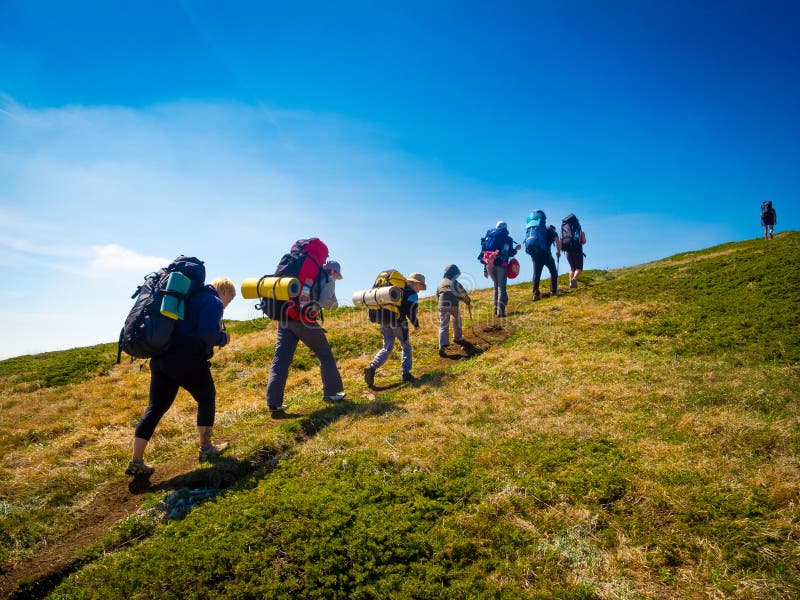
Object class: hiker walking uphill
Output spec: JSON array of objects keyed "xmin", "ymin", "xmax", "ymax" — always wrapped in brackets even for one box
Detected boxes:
[
  {"xmin": 561, "ymin": 213, "xmax": 587, "ymax": 288},
  {"xmin": 256, "ymin": 239, "xmax": 346, "ymax": 414},
  {"xmin": 437, "ymin": 264, "xmax": 471, "ymax": 357},
  {"xmin": 524, "ymin": 210, "xmax": 561, "ymax": 300},
  {"xmin": 761, "ymin": 201, "xmax": 777, "ymax": 240},
  {"xmin": 478, "ymin": 221, "xmax": 520, "ymax": 317},
  {"xmin": 125, "ymin": 269, "xmax": 236, "ymax": 476},
  {"xmin": 364, "ymin": 271, "xmax": 426, "ymax": 388}
]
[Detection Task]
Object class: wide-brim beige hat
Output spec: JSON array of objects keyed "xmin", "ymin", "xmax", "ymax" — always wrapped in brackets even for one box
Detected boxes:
[{"xmin": 407, "ymin": 272, "xmax": 427, "ymax": 290}]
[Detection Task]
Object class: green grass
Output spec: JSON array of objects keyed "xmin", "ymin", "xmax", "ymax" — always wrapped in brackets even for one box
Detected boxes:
[
  {"xmin": 2, "ymin": 232, "xmax": 799, "ymax": 599},
  {"xmin": 54, "ymin": 447, "xmax": 603, "ymax": 599},
  {"xmin": 0, "ymin": 342, "xmax": 118, "ymax": 389},
  {"xmin": 594, "ymin": 235, "xmax": 800, "ymax": 362},
  {"xmin": 224, "ymin": 317, "xmax": 272, "ymax": 336}
]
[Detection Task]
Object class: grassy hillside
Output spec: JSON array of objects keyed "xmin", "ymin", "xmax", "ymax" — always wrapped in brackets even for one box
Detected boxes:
[{"xmin": 1, "ymin": 232, "xmax": 798, "ymax": 599}]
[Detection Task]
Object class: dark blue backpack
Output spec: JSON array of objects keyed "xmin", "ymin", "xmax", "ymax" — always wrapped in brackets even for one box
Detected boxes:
[
  {"xmin": 560, "ymin": 213, "xmax": 582, "ymax": 251},
  {"xmin": 478, "ymin": 227, "xmax": 511, "ymax": 263},
  {"xmin": 118, "ymin": 256, "xmax": 206, "ymax": 362},
  {"xmin": 761, "ymin": 201, "xmax": 776, "ymax": 225},
  {"xmin": 482, "ymin": 228, "xmax": 510, "ymax": 252},
  {"xmin": 524, "ymin": 210, "xmax": 548, "ymax": 255}
]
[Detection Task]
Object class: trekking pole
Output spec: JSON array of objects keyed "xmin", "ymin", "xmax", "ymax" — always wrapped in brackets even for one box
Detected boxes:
[
  {"xmin": 556, "ymin": 253, "xmax": 560, "ymax": 293},
  {"xmin": 467, "ymin": 300, "xmax": 479, "ymax": 337}
]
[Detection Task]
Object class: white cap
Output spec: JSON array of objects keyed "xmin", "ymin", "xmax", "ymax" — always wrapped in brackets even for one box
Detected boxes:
[{"xmin": 496, "ymin": 220, "xmax": 507, "ymax": 229}]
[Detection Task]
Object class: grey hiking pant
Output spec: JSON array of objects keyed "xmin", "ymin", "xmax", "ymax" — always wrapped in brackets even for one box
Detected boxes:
[
  {"xmin": 487, "ymin": 264, "xmax": 508, "ymax": 316},
  {"xmin": 266, "ymin": 319, "xmax": 343, "ymax": 408},
  {"xmin": 438, "ymin": 305, "xmax": 462, "ymax": 348},
  {"xmin": 369, "ymin": 324, "xmax": 412, "ymax": 375}
]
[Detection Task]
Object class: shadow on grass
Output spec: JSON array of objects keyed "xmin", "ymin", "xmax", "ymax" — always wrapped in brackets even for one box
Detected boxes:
[
  {"xmin": 371, "ymin": 381, "xmax": 404, "ymax": 392},
  {"xmin": 412, "ymin": 371, "xmax": 455, "ymax": 388},
  {"xmin": 454, "ymin": 338, "xmax": 485, "ymax": 358},
  {"xmin": 128, "ymin": 398, "xmax": 396, "ymax": 496},
  {"xmin": 467, "ymin": 321, "xmax": 515, "ymax": 347}
]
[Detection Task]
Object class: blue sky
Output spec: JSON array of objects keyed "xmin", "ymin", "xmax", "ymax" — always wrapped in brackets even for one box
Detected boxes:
[{"xmin": 1, "ymin": 1, "xmax": 798, "ymax": 359}]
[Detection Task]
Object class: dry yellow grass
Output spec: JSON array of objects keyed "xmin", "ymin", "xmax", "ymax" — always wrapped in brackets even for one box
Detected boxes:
[{"xmin": 2, "ymin": 243, "xmax": 799, "ymax": 598}]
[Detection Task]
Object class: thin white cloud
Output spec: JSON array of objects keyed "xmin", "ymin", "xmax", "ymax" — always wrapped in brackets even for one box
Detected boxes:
[
  {"xmin": 88, "ymin": 244, "xmax": 169, "ymax": 274},
  {"xmin": 0, "ymin": 232, "xmax": 86, "ymax": 258},
  {"xmin": 0, "ymin": 97, "xmax": 741, "ymax": 360}
]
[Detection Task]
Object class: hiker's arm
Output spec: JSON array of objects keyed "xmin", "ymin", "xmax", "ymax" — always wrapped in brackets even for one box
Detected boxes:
[
  {"xmin": 455, "ymin": 281, "xmax": 470, "ymax": 304},
  {"xmin": 197, "ymin": 297, "xmax": 228, "ymax": 347},
  {"xmin": 406, "ymin": 293, "xmax": 420, "ymax": 328},
  {"xmin": 410, "ymin": 303, "xmax": 419, "ymax": 328}
]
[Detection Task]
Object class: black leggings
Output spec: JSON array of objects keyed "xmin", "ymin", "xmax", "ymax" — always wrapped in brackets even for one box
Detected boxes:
[
  {"xmin": 134, "ymin": 354, "xmax": 216, "ymax": 441},
  {"xmin": 531, "ymin": 252, "xmax": 558, "ymax": 294}
]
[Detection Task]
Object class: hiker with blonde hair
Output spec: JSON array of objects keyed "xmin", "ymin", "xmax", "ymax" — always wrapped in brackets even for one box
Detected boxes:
[{"xmin": 126, "ymin": 276, "xmax": 235, "ymax": 476}]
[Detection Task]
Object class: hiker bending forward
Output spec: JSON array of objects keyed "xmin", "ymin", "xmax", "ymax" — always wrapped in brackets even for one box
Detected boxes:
[
  {"xmin": 364, "ymin": 273, "xmax": 426, "ymax": 387},
  {"xmin": 266, "ymin": 260, "xmax": 345, "ymax": 413},
  {"xmin": 126, "ymin": 277, "xmax": 236, "ymax": 476},
  {"xmin": 437, "ymin": 264, "xmax": 470, "ymax": 356}
]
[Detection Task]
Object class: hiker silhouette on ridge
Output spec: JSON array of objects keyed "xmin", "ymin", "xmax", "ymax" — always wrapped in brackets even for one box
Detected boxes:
[{"xmin": 761, "ymin": 201, "xmax": 777, "ymax": 240}]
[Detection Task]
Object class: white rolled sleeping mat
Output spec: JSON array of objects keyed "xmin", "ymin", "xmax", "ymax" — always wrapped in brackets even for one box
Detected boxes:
[
  {"xmin": 352, "ymin": 286, "xmax": 403, "ymax": 308},
  {"xmin": 240, "ymin": 276, "xmax": 301, "ymax": 300}
]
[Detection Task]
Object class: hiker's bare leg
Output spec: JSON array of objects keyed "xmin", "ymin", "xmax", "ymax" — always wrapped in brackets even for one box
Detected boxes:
[
  {"xmin": 132, "ymin": 437, "xmax": 149, "ymax": 462},
  {"xmin": 198, "ymin": 425, "xmax": 213, "ymax": 448}
]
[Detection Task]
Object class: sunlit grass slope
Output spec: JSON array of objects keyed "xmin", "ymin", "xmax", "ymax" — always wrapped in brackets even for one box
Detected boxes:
[{"xmin": 1, "ymin": 232, "xmax": 798, "ymax": 599}]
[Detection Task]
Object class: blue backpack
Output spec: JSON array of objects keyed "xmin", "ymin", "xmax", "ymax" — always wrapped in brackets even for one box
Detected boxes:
[
  {"xmin": 117, "ymin": 256, "xmax": 206, "ymax": 362},
  {"xmin": 478, "ymin": 227, "xmax": 510, "ymax": 263},
  {"xmin": 524, "ymin": 210, "xmax": 548, "ymax": 255}
]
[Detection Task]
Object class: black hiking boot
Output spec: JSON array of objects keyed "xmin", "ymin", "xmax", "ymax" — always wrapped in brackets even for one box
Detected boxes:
[{"xmin": 364, "ymin": 366, "xmax": 375, "ymax": 388}]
